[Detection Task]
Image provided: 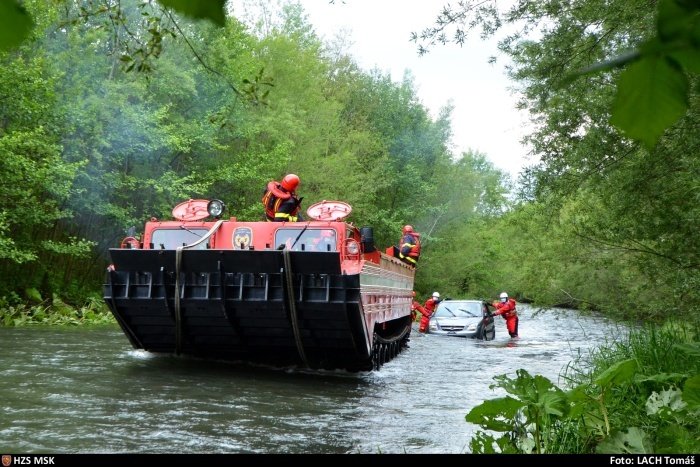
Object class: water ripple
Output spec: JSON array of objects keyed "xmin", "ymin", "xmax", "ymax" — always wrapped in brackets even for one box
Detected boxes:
[{"xmin": 0, "ymin": 307, "xmax": 621, "ymax": 453}]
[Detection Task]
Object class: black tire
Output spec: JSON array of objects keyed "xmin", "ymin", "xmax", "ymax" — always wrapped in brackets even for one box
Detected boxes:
[
  {"xmin": 478, "ymin": 322, "xmax": 495, "ymax": 341},
  {"xmin": 486, "ymin": 326, "xmax": 495, "ymax": 341}
]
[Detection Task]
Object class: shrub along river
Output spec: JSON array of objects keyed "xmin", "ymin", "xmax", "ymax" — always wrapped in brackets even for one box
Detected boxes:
[{"xmin": 0, "ymin": 305, "xmax": 622, "ymax": 453}]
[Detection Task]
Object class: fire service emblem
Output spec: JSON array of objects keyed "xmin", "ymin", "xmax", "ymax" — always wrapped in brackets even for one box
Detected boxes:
[
  {"xmin": 233, "ymin": 228, "xmax": 252, "ymax": 250},
  {"xmin": 2, "ymin": 455, "xmax": 12, "ymax": 467}
]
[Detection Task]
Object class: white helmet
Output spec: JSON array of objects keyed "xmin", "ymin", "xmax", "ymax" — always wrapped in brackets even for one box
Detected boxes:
[
  {"xmin": 499, "ymin": 292, "xmax": 508, "ymax": 301},
  {"xmin": 432, "ymin": 292, "xmax": 440, "ymax": 299}
]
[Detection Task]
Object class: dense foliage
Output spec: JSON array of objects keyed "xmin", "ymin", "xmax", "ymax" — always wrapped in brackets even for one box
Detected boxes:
[
  {"xmin": 412, "ymin": 0, "xmax": 699, "ymax": 454},
  {"xmin": 413, "ymin": 0, "xmax": 700, "ymax": 320},
  {"xmin": 0, "ymin": 0, "xmax": 697, "ymax": 323},
  {"xmin": 0, "ymin": 0, "xmax": 508, "ymax": 314}
]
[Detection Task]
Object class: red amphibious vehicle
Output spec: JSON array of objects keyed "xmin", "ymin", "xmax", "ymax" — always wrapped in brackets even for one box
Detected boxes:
[{"xmin": 103, "ymin": 199, "xmax": 415, "ymax": 371}]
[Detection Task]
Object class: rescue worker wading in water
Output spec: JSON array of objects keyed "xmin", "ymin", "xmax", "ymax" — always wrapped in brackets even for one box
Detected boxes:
[
  {"xmin": 418, "ymin": 292, "xmax": 441, "ymax": 333},
  {"xmin": 410, "ymin": 291, "xmax": 427, "ymax": 323},
  {"xmin": 262, "ymin": 174, "xmax": 304, "ymax": 222},
  {"xmin": 395, "ymin": 225, "xmax": 421, "ymax": 267},
  {"xmin": 492, "ymin": 292, "xmax": 518, "ymax": 338}
]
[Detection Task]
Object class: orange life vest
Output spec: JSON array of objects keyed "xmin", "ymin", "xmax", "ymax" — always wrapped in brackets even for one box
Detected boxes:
[
  {"xmin": 262, "ymin": 182, "xmax": 300, "ymax": 221},
  {"xmin": 399, "ymin": 232, "xmax": 421, "ymax": 264}
]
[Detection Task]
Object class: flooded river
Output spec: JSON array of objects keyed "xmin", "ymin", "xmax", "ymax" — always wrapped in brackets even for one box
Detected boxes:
[{"xmin": 0, "ymin": 305, "xmax": 622, "ymax": 453}]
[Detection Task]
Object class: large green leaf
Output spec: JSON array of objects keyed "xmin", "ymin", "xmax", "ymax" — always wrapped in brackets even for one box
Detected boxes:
[
  {"xmin": 0, "ymin": 0, "xmax": 33, "ymax": 51},
  {"xmin": 539, "ymin": 389, "xmax": 568, "ymax": 417},
  {"xmin": 469, "ymin": 432, "xmax": 500, "ymax": 454},
  {"xmin": 568, "ymin": 384, "xmax": 597, "ymax": 419},
  {"xmin": 657, "ymin": 0, "xmax": 695, "ymax": 40},
  {"xmin": 635, "ymin": 372, "xmax": 688, "ymax": 384},
  {"xmin": 465, "ymin": 396, "xmax": 524, "ymax": 432},
  {"xmin": 157, "ymin": 0, "xmax": 226, "ymax": 26},
  {"xmin": 594, "ymin": 359, "xmax": 638, "ymax": 387},
  {"xmin": 669, "ymin": 48, "xmax": 700, "ymax": 73},
  {"xmin": 610, "ymin": 53, "xmax": 688, "ymax": 148},
  {"xmin": 596, "ymin": 427, "xmax": 652, "ymax": 454}
]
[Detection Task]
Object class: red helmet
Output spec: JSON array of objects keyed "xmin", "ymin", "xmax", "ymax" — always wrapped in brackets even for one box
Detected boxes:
[
  {"xmin": 402, "ymin": 225, "xmax": 414, "ymax": 234},
  {"xmin": 281, "ymin": 174, "xmax": 300, "ymax": 192}
]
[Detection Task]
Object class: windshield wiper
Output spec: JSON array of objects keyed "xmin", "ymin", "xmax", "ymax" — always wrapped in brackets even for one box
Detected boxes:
[
  {"xmin": 289, "ymin": 222, "xmax": 310, "ymax": 250},
  {"xmin": 179, "ymin": 225, "xmax": 204, "ymax": 238},
  {"xmin": 443, "ymin": 307, "xmax": 455, "ymax": 317}
]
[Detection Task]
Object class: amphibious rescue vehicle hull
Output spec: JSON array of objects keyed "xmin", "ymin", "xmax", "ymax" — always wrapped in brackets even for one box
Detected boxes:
[{"xmin": 103, "ymin": 200, "xmax": 415, "ymax": 371}]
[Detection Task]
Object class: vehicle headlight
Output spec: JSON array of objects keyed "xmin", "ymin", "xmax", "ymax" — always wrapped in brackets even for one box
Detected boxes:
[
  {"xmin": 345, "ymin": 239, "xmax": 360, "ymax": 255},
  {"xmin": 207, "ymin": 199, "xmax": 225, "ymax": 218},
  {"xmin": 467, "ymin": 323, "xmax": 477, "ymax": 331},
  {"xmin": 428, "ymin": 321, "xmax": 438, "ymax": 331}
]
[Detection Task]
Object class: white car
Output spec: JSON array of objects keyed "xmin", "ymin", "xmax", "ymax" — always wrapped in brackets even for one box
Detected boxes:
[{"xmin": 428, "ymin": 299, "xmax": 496, "ymax": 339}]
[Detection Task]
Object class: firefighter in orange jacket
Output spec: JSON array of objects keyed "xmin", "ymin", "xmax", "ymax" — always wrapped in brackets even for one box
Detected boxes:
[
  {"xmin": 396, "ymin": 225, "xmax": 421, "ymax": 267},
  {"xmin": 418, "ymin": 291, "xmax": 441, "ymax": 333},
  {"xmin": 492, "ymin": 291, "xmax": 518, "ymax": 338},
  {"xmin": 410, "ymin": 291, "xmax": 427, "ymax": 322},
  {"xmin": 262, "ymin": 174, "xmax": 304, "ymax": 222}
]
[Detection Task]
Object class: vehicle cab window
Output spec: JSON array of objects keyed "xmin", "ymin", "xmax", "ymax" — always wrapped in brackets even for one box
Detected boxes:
[
  {"xmin": 151, "ymin": 228, "xmax": 209, "ymax": 249},
  {"xmin": 274, "ymin": 229, "xmax": 337, "ymax": 252}
]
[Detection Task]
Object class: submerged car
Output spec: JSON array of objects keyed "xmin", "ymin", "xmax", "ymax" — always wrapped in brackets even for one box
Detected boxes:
[{"xmin": 427, "ymin": 299, "xmax": 495, "ymax": 339}]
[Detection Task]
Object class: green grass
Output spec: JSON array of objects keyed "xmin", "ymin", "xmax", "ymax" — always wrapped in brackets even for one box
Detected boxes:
[{"xmin": 0, "ymin": 296, "xmax": 116, "ymax": 326}]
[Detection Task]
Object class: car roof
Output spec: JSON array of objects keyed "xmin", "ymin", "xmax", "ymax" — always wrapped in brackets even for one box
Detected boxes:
[{"xmin": 440, "ymin": 299, "xmax": 484, "ymax": 303}]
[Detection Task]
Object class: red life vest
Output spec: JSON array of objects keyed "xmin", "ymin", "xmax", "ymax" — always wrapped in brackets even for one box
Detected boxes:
[
  {"xmin": 262, "ymin": 181, "xmax": 301, "ymax": 221},
  {"xmin": 262, "ymin": 190, "xmax": 284, "ymax": 221},
  {"xmin": 406, "ymin": 233, "xmax": 421, "ymax": 258},
  {"xmin": 399, "ymin": 232, "xmax": 421, "ymax": 264}
]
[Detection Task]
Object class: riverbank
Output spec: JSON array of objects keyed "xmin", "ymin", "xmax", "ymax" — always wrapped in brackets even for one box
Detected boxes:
[
  {"xmin": 0, "ymin": 297, "xmax": 115, "ymax": 326},
  {"xmin": 466, "ymin": 320, "xmax": 700, "ymax": 454}
]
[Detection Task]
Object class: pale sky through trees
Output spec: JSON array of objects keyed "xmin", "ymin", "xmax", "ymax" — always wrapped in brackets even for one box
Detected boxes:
[{"xmin": 303, "ymin": 1, "xmax": 531, "ymax": 178}]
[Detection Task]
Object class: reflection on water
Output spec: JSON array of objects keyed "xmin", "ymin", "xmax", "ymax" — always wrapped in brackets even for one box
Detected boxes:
[{"xmin": 0, "ymin": 305, "xmax": 623, "ymax": 453}]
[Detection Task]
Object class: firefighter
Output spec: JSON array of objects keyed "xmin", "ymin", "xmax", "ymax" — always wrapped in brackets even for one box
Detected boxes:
[
  {"xmin": 262, "ymin": 174, "xmax": 304, "ymax": 222},
  {"xmin": 395, "ymin": 225, "xmax": 421, "ymax": 266},
  {"xmin": 418, "ymin": 291, "xmax": 441, "ymax": 333},
  {"xmin": 492, "ymin": 291, "xmax": 518, "ymax": 338},
  {"xmin": 410, "ymin": 291, "xmax": 427, "ymax": 322}
]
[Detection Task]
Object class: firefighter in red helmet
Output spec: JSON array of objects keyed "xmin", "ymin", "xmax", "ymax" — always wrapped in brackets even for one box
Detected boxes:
[
  {"xmin": 394, "ymin": 224, "xmax": 421, "ymax": 267},
  {"xmin": 262, "ymin": 174, "xmax": 304, "ymax": 222}
]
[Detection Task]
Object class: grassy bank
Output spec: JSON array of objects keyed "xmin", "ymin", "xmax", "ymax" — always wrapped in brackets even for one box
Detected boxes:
[
  {"xmin": 467, "ymin": 321, "xmax": 700, "ymax": 454},
  {"xmin": 0, "ymin": 296, "xmax": 115, "ymax": 326}
]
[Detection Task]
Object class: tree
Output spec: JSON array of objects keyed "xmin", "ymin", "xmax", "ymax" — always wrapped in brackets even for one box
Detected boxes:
[{"xmin": 413, "ymin": 0, "xmax": 700, "ymax": 148}]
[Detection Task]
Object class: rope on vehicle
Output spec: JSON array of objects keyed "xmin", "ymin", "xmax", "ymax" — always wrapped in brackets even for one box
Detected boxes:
[
  {"xmin": 173, "ymin": 220, "xmax": 224, "ymax": 355},
  {"xmin": 174, "ymin": 247, "xmax": 183, "ymax": 355},
  {"xmin": 282, "ymin": 248, "xmax": 310, "ymax": 368}
]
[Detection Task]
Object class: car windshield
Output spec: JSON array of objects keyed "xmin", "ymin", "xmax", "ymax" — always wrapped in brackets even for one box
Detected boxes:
[{"xmin": 434, "ymin": 301, "xmax": 481, "ymax": 318}]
